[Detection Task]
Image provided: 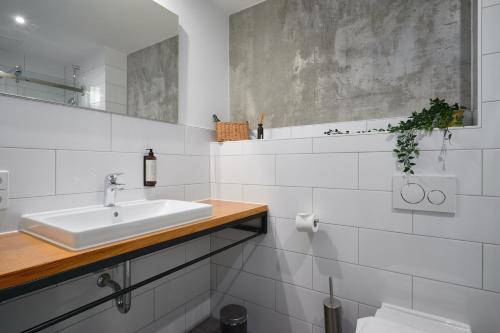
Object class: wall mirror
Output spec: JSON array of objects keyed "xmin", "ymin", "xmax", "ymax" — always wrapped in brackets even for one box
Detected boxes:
[
  {"xmin": 0, "ymin": 0, "xmax": 179, "ymax": 123},
  {"xmin": 229, "ymin": 0, "xmax": 478, "ymax": 128}
]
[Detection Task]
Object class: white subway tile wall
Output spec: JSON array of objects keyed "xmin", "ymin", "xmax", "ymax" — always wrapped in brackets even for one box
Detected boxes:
[
  {"xmin": 413, "ymin": 277, "xmax": 500, "ymax": 333},
  {"xmin": 0, "ymin": 94, "xmax": 213, "ymax": 331},
  {"xmin": 211, "ymin": 118, "xmax": 500, "ymax": 333},
  {"xmin": 482, "ymin": 3, "xmax": 500, "ymax": 54},
  {"xmin": 276, "ymin": 153, "xmax": 358, "ymax": 189},
  {"xmin": 482, "ymin": 54, "xmax": 500, "ymax": 102},
  {"xmin": 359, "ymin": 150, "xmax": 483, "ymax": 195},
  {"xmin": 483, "ymin": 149, "xmax": 500, "ymax": 196},
  {"xmin": 483, "ymin": 244, "xmax": 500, "ymax": 293},
  {"xmin": 111, "ymin": 115, "xmax": 186, "ymax": 154},
  {"xmin": 358, "ymin": 229, "xmax": 483, "ymax": 288},
  {"xmin": 0, "ymin": 96, "xmax": 111, "ymax": 151},
  {"xmin": 0, "ymin": 148, "xmax": 56, "ymax": 198},
  {"xmin": 209, "ymin": 7, "xmax": 500, "ymax": 329}
]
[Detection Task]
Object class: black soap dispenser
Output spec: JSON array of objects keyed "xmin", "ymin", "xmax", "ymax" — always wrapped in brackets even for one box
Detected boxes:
[{"xmin": 144, "ymin": 149, "xmax": 157, "ymax": 187}]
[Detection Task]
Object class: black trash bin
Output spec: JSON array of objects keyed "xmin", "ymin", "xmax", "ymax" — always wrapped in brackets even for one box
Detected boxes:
[{"xmin": 220, "ymin": 304, "xmax": 247, "ymax": 333}]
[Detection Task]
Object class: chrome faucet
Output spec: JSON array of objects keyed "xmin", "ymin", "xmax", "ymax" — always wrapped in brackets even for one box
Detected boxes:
[{"xmin": 104, "ymin": 173, "xmax": 124, "ymax": 207}]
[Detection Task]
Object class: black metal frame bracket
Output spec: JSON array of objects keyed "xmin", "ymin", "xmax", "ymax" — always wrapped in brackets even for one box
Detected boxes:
[{"xmin": 0, "ymin": 212, "xmax": 267, "ymax": 333}]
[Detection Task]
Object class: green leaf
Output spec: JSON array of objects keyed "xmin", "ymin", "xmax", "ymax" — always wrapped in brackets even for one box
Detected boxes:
[{"xmin": 389, "ymin": 98, "xmax": 455, "ymax": 175}]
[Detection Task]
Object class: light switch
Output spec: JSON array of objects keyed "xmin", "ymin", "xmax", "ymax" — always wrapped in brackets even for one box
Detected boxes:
[
  {"xmin": 0, "ymin": 171, "xmax": 8, "ymax": 190},
  {"xmin": 0, "ymin": 190, "xmax": 8, "ymax": 210},
  {"xmin": 393, "ymin": 175, "xmax": 456, "ymax": 213}
]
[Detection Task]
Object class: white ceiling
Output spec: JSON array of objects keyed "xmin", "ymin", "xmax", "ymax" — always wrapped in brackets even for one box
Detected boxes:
[
  {"xmin": 0, "ymin": 0, "xmax": 178, "ymax": 64},
  {"xmin": 210, "ymin": 0, "xmax": 266, "ymax": 15}
]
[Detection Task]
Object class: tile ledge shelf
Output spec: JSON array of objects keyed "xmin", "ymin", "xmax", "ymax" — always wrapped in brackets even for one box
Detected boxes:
[{"xmin": 212, "ymin": 125, "xmax": 481, "ymax": 143}]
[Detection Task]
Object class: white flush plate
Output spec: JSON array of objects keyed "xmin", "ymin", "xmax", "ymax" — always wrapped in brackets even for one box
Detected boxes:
[
  {"xmin": 393, "ymin": 175, "xmax": 456, "ymax": 213},
  {"xmin": 0, "ymin": 171, "xmax": 8, "ymax": 190}
]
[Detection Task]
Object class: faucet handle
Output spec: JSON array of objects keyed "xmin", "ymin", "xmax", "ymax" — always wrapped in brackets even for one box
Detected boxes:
[{"xmin": 105, "ymin": 172, "xmax": 124, "ymax": 185}]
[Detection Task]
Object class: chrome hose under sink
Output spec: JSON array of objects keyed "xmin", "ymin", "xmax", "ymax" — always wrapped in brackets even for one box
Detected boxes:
[{"xmin": 97, "ymin": 260, "xmax": 131, "ymax": 314}]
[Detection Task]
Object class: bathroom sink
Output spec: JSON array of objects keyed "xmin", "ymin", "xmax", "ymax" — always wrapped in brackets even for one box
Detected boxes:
[{"xmin": 20, "ymin": 200, "xmax": 213, "ymax": 251}]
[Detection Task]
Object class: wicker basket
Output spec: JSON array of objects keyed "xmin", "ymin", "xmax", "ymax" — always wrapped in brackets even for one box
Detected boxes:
[{"xmin": 215, "ymin": 122, "xmax": 249, "ymax": 142}]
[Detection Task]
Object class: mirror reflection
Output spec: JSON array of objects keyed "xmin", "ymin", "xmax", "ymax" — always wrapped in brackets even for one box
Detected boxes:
[{"xmin": 0, "ymin": 0, "xmax": 179, "ymax": 123}]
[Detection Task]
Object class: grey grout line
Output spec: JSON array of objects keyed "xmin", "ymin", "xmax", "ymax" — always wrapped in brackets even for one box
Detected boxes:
[
  {"xmin": 274, "ymin": 154, "xmax": 277, "ymax": 185},
  {"xmin": 357, "ymin": 152, "xmax": 360, "ymax": 189},
  {"xmin": 286, "ymin": 217, "xmax": 496, "ymax": 246},
  {"xmin": 214, "ymin": 206, "xmax": 500, "ymax": 247},
  {"xmin": 481, "ymin": 3, "xmax": 500, "ymax": 9},
  {"xmin": 0, "ymin": 145, "xmax": 210, "ymax": 156},
  {"xmin": 9, "ymin": 183, "xmax": 210, "ymax": 199},
  {"xmin": 481, "ymin": 97, "xmax": 500, "ymax": 103},
  {"xmin": 482, "ymin": 49, "xmax": 500, "ymax": 55},
  {"xmin": 311, "ymin": 252, "xmax": 314, "ymax": 292},
  {"xmin": 481, "ymin": 149, "xmax": 485, "ymax": 195},
  {"xmin": 224, "ymin": 238, "xmax": 500, "ymax": 297},
  {"xmin": 211, "ymin": 182, "xmax": 499, "ymax": 198},
  {"xmin": 0, "ymin": 146, "xmax": 212, "ymax": 156},
  {"xmin": 54, "ymin": 150, "xmax": 58, "ymax": 196},
  {"xmin": 152, "ymin": 286, "xmax": 156, "ymax": 322},
  {"xmin": 275, "ymin": 280, "xmax": 277, "ymax": 310},
  {"xmin": 214, "ymin": 228, "xmax": 491, "ymax": 293},
  {"xmin": 411, "ymin": 210, "xmax": 414, "ymax": 234},
  {"xmin": 411, "ymin": 275, "xmax": 414, "ymax": 309},
  {"xmin": 0, "ymin": 146, "xmax": 62, "ymax": 151},
  {"xmin": 482, "ymin": 244, "xmax": 485, "ymax": 289},
  {"xmin": 357, "ymin": 227, "xmax": 360, "ymax": 264},
  {"xmin": 189, "ymin": 146, "xmax": 500, "ymax": 157},
  {"xmin": 481, "ymin": 99, "xmax": 500, "ymax": 104},
  {"xmin": 109, "ymin": 112, "xmax": 113, "ymax": 152},
  {"xmin": 2, "ymin": 145, "xmax": 498, "ymax": 158}
]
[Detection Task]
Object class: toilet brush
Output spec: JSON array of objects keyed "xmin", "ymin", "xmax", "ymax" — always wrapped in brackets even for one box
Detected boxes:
[{"xmin": 324, "ymin": 276, "xmax": 342, "ymax": 333}]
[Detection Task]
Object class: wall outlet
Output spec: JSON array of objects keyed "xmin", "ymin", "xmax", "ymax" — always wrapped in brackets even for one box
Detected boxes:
[
  {"xmin": 0, "ymin": 171, "xmax": 8, "ymax": 190},
  {"xmin": 0, "ymin": 190, "xmax": 8, "ymax": 210},
  {"xmin": 393, "ymin": 175, "xmax": 456, "ymax": 214}
]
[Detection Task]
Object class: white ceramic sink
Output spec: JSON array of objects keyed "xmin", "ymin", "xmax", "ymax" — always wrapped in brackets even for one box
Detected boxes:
[{"xmin": 20, "ymin": 200, "xmax": 213, "ymax": 251}]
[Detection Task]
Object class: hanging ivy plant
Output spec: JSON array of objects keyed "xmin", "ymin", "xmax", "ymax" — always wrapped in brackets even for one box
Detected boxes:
[{"xmin": 388, "ymin": 98, "xmax": 464, "ymax": 174}]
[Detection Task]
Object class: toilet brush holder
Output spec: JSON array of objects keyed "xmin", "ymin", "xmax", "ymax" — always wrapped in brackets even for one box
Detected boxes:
[{"xmin": 324, "ymin": 277, "xmax": 342, "ymax": 333}]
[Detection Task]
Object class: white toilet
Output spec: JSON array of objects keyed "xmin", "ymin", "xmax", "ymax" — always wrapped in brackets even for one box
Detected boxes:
[{"xmin": 356, "ymin": 303, "xmax": 472, "ymax": 333}]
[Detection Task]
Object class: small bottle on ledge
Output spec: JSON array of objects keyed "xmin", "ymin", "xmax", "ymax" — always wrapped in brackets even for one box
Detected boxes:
[
  {"xmin": 257, "ymin": 113, "xmax": 265, "ymax": 140},
  {"xmin": 144, "ymin": 148, "xmax": 157, "ymax": 187}
]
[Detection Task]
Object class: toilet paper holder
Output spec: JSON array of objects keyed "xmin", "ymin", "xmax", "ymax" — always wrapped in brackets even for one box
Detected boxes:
[{"xmin": 295, "ymin": 213, "xmax": 319, "ymax": 232}]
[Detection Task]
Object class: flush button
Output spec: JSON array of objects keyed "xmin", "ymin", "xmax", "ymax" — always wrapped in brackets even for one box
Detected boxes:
[
  {"xmin": 427, "ymin": 190, "xmax": 446, "ymax": 205},
  {"xmin": 393, "ymin": 175, "xmax": 456, "ymax": 213},
  {"xmin": 401, "ymin": 183, "xmax": 425, "ymax": 204}
]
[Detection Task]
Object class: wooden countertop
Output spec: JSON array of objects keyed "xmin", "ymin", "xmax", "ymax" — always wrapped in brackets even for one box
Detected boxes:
[{"xmin": 0, "ymin": 200, "xmax": 267, "ymax": 291}]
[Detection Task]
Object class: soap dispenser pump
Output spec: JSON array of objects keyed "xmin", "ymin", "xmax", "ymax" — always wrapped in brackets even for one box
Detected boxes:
[{"xmin": 144, "ymin": 149, "xmax": 157, "ymax": 187}]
